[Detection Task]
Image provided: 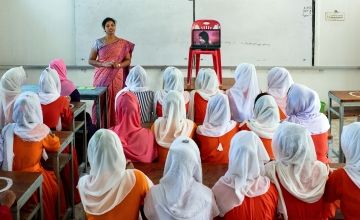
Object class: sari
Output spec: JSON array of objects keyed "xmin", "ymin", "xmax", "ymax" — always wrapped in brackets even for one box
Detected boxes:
[{"xmin": 92, "ymin": 38, "xmax": 135, "ymax": 127}]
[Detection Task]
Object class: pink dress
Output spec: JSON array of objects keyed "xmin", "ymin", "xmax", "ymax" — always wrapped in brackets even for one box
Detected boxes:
[
  {"xmin": 92, "ymin": 38, "xmax": 134, "ymax": 128},
  {"xmin": 110, "ymin": 91, "xmax": 157, "ymax": 162}
]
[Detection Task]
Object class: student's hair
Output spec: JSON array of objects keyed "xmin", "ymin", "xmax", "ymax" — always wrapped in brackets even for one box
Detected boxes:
[
  {"xmin": 102, "ymin": 17, "xmax": 116, "ymax": 29},
  {"xmin": 199, "ymin": 31, "xmax": 209, "ymax": 43},
  {"xmin": 254, "ymin": 92, "xmax": 270, "ymax": 104}
]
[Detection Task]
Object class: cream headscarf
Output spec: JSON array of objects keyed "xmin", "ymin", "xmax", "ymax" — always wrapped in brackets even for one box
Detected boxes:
[
  {"xmin": 153, "ymin": 91, "xmax": 195, "ymax": 148},
  {"xmin": 115, "ymin": 65, "xmax": 150, "ymax": 104},
  {"xmin": 213, "ymin": 131, "xmax": 270, "ymax": 216},
  {"xmin": 1, "ymin": 92, "xmax": 50, "ymax": 171},
  {"xmin": 153, "ymin": 67, "xmax": 190, "ymax": 112},
  {"xmin": 341, "ymin": 122, "xmax": 360, "ymax": 188},
  {"xmin": 246, "ymin": 94, "xmax": 280, "ymax": 139},
  {"xmin": 188, "ymin": 68, "xmax": 221, "ymax": 120},
  {"xmin": 0, "ymin": 66, "xmax": 27, "ymax": 129},
  {"xmin": 78, "ymin": 129, "xmax": 136, "ymax": 215},
  {"xmin": 227, "ymin": 63, "xmax": 260, "ymax": 122},
  {"xmin": 267, "ymin": 67, "xmax": 294, "ymax": 114},
  {"xmin": 144, "ymin": 136, "xmax": 219, "ymax": 220},
  {"xmin": 286, "ymin": 84, "xmax": 329, "ymax": 134},
  {"xmin": 38, "ymin": 67, "xmax": 61, "ymax": 105},
  {"xmin": 265, "ymin": 122, "xmax": 329, "ymax": 220},
  {"xmin": 197, "ymin": 93, "xmax": 236, "ymax": 137}
]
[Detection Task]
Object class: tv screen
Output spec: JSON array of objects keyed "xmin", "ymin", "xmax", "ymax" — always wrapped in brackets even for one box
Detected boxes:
[{"xmin": 192, "ymin": 29, "xmax": 221, "ymax": 49}]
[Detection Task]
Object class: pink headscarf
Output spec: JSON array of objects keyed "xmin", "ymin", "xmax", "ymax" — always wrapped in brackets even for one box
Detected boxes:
[
  {"xmin": 49, "ymin": 59, "xmax": 76, "ymax": 96},
  {"xmin": 110, "ymin": 91, "xmax": 157, "ymax": 163}
]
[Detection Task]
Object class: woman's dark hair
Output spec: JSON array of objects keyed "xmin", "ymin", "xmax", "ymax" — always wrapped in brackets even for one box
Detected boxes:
[
  {"xmin": 199, "ymin": 31, "xmax": 209, "ymax": 43},
  {"xmin": 254, "ymin": 92, "xmax": 270, "ymax": 105},
  {"xmin": 102, "ymin": 17, "xmax": 116, "ymax": 29}
]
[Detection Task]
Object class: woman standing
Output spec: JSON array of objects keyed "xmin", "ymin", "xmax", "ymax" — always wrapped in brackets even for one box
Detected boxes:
[{"xmin": 88, "ymin": 17, "xmax": 134, "ymax": 128}]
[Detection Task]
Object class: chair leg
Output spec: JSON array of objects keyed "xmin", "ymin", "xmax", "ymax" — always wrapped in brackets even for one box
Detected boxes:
[
  {"xmin": 195, "ymin": 54, "xmax": 201, "ymax": 77},
  {"xmin": 187, "ymin": 50, "xmax": 193, "ymax": 85},
  {"xmin": 217, "ymin": 50, "xmax": 222, "ymax": 85}
]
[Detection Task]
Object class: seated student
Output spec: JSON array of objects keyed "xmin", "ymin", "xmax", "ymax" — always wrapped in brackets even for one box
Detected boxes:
[
  {"xmin": 0, "ymin": 190, "xmax": 16, "ymax": 220},
  {"xmin": 265, "ymin": 122, "xmax": 331, "ymax": 220},
  {"xmin": 78, "ymin": 129, "xmax": 153, "ymax": 220},
  {"xmin": 195, "ymin": 93, "xmax": 238, "ymax": 163},
  {"xmin": 267, "ymin": 67, "xmax": 294, "ymax": 120},
  {"xmin": 324, "ymin": 122, "xmax": 360, "ymax": 219},
  {"xmin": 286, "ymin": 84, "xmax": 330, "ymax": 163},
  {"xmin": 0, "ymin": 66, "xmax": 27, "ymax": 129},
  {"xmin": 38, "ymin": 67, "xmax": 81, "ymax": 204},
  {"xmin": 1, "ymin": 92, "xmax": 61, "ymax": 220},
  {"xmin": 50, "ymin": 58, "xmax": 80, "ymax": 101},
  {"xmin": 226, "ymin": 63, "xmax": 260, "ymax": 122},
  {"xmin": 116, "ymin": 65, "xmax": 155, "ymax": 123},
  {"xmin": 38, "ymin": 67, "xmax": 73, "ymax": 130},
  {"xmin": 153, "ymin": 66, "xmax": 190, "ymax": 118},
  {"xmin": 212, "ymin": 131, "xmax": 278, "ymax": 219},
  {"xmin": 50, "ymin": 58, "xmax": 97, "ymax": 150},
  {"xmin": 110, "ymin": 91, "xmax": 157, "ymax": 163},
  {"xmin": 153, "ymin": 91, "xmax": 196, "ymax": 163},
  {"xmin": 239, "ymin": 93, "xmax": 280, "ymax": 160},
  {"xmin": 188, "ymin": 68, "xmax": 221, "ymax": 124},
  {"xmin": 144, "ymin": 136, "xmax": 219, "ymax": 220}
]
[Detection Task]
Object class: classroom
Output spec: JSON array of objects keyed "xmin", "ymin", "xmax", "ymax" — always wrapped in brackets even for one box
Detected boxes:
[{"xmin": 1, "ymin": 0, "xmax": 360, "ymax": 219}]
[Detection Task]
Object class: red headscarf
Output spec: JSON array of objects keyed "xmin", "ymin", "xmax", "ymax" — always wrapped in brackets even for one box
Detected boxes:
[
  {"xmin": 49, "ymin": 59, "xmax": 76, "ymax": 96},
  {"xmin": 110, "ymin": 91, "xmax": 157, "ymax": 162}
]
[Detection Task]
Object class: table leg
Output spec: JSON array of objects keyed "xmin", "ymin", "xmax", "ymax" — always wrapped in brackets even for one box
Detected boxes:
[
  {"xmin": 96, "ymin": 96, "xmax": 101, "ymax": 129},
  {"xmin": 104, "ymin": 90, "xmax": 108, "ymax": 128},
  {"xmin": 83, "ymin": 108, "xmax": 88, "ymax": 172},
  {"xmin": 339, "ymin": 104, "xmax": 345, "ymax": 162},
  {"xmin": 70, "ymin": 140, "xmax": 74, "ymax": 218},
  {"xmin": 39, "ymin": 181, "xmax": 43, "ymax": 220}
]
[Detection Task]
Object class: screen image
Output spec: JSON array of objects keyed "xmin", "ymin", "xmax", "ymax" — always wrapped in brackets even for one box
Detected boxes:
[{"xmin": 192, "ymin": 29, "xmax": 221, "ymax": 49}]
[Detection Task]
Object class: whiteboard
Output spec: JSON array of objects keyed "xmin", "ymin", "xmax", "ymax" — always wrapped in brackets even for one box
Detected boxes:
[
  {"xmin": 0, "ymin": 0, "xmax": 75, "ymax": 66},
  {"xmin": 314, "ymin": 0, "xmax": 360, "ymax": 66},
  {"xmin": 196, "ymin": 0, "xmax": 313, "ymax": 66},
  {"xmin": 75, "ymin": 0, "xmax": 193, "ymax": 66}
]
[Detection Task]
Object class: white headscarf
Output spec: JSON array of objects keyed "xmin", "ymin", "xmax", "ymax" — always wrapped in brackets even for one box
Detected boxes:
[
  {"xmin": 115, "ymin": 65, "xmax": 149, "ymax": 103},
  {"xmin": 197, "ymin": 93, "xmax": 237, "ymax": 137},
  {"xmin": 144, "ymin": 136, "xmax": 219, "ymax": 220},
  {"xmin": 1, "ymin": 92, "xmax": 50, "ymax": 171},
  {"xmin": 38, "ymin": 67, "xmax": 61, "ymax": 105},
  {"xmin": 227, "ymin": 63, "xmax": 260, "ymax": 122},
  {"xmin": 153, "ymin": 91, "xmax": 195, "ymax": 148},
  {"xmin": 246, "ymin": 94, "xmax": 280, "ymax": 139},
  {"xmin": 154, "ymin": 67, "xmax": 190, "ymax": 112},
  {"xmin": 267, "ymin": 67, "xmax": 294, "ymax": 114},
  {"xmin": 78, "ymin": 129, "xmax": 136, "ymax": 215},
  {"xmin": 265, "ymin": 122, "xmax": 329, "ymax": 220},
  {"xmin": 213, "ymin": 131, "xmax": 270, "ymax": 216},
  {"xmin": 0, "ymin": 66, "xmax": 27, "ymax": 129},
  {"xmin": 341, "ymin": 122, "xmax": 360, "ymax": 188},
  {"xmin": 188, "ymin": 68, "xmax": 221, "ymax": 120},
  {"xmin": 286, "ymin": 84, "xmax": 329, "ymax": 134}
]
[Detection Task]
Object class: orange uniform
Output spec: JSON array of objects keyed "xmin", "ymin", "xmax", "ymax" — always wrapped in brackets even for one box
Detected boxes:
[
  {"xmin": 86, "ymin": 170, "xmax": 150, "ymax": 220},
  {"xmin": 13, "ymin": 134, "xmax": 61, "ymax": 220}
]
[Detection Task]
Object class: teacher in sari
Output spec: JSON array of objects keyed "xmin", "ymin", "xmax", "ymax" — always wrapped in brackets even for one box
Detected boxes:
[{"xmin": 89, "ymin": 17, "xmax": 135, "ymax": 128}]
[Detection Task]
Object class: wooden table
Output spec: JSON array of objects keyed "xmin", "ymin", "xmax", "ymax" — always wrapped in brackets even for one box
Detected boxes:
[
  {"xmin": 77, "ymin": 87, "xmax": 107, "ymax": 128},
  {"xmin": 184, "ymin": 77, "xmax": 234, "ymax": 91},
  {"xmin": 133, "ymin": 163, "xmax": 227, "ymax": 187},
  {"xmin": 21, "ymin": 84, "xmax": 108, "ymax": 128},
  {"xmin": 46, "ymin": 131, "xmax": 74, "ymax": 220},
  {"xmin": 328, "ymin": 91, "xmax": 360, "ymax": 162},
  {"xmin": 71, "ymin": 102, "xmax": 88, "ymax": 172},
  {"xmin": 0, "ymin": 171, "xmax": 43, "ymax": 220}
]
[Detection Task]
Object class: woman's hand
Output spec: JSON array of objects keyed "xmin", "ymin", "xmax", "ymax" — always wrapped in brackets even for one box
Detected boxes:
[
  {"xmin": 112, "ymin": 61, "xmax": 122, "ymax": 69},
  {"xmin": 102, "ymin": 61, "xmax": 114, "ymax": 68}
]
